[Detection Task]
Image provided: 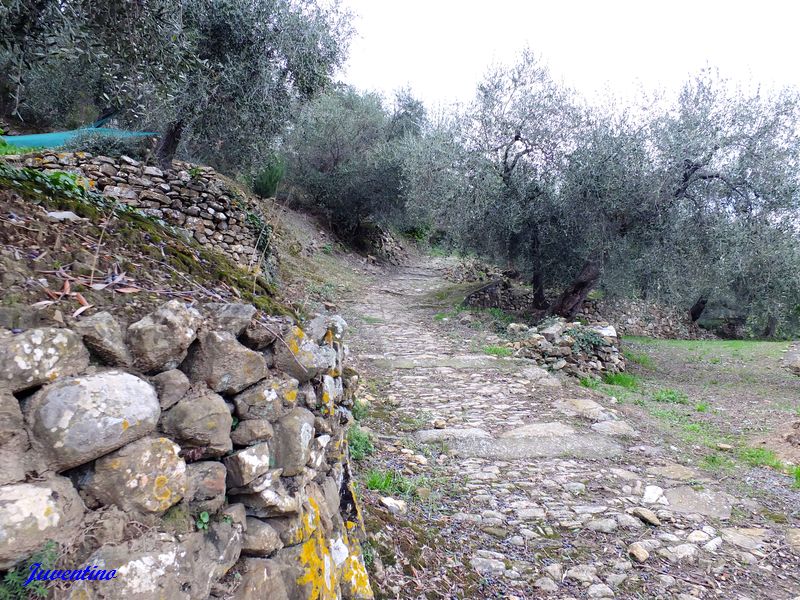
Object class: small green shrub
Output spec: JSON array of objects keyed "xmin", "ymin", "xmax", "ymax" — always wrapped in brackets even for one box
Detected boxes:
[
  {"xmin": 195, "ymin": 511, "xmax": 210, "ymax": 530},
  {"xmin": 653, "ymin": 388, "xmax": 690, "ymax": 404},
  {"xmin": 579, "ymin": 377, "xmax": 600, "ymax": 390},
  {"xmin": 351, "ymin": 399, "xmax": 368, "ymax": 421},
  {"xmin": 483, "ymin": 345, "xmax": 513, "ymax": 358},
  {"xmin": 564, "ymin": 327, "xmax": 606, "ymax": 354},
  {"xmin": 602, "ymin": 372, "xmax": 639, "ymax": 389},
  {"xmin": 252, "ymin": 155, "xmax": 285, "ymax": 198},
  {"xmin": 348, "ymin": 426, "xmax": 374, "ymax": 461},
  {"xmin": 738, "ymin": 447, "xmax": 784, "ymax": 470},
  {"xmin": 0, "ymin": 540, "xmax": 58, "ymax": 599},
  {"xmin": 365, "ymin": 469, "xmax": 414, "ymax": 495}
]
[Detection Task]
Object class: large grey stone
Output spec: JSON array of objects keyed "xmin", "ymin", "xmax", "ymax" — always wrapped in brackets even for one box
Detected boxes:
[
  {"xmin": 0, "ymin": 477, "xmax": 85, "ymax": 569},
  {"xmin": 232, "ymin": 558, "xmax": 289, "ymax": 600},
  {"xmin": 151, "ymin": 368, "xmax": 190, "ymax": 410},
  {"xmin": 500, "ymin": 422, "xmax": 576, "ymax": 438},
  {"xmin": 662, "ymin": 486, "xmax": 733, "ymax": 519},
  {"xmin": 68, "ymin": 532, "xmax": 191, "ymax": 600},
  {"xmin": 233, "ymin": 374, "xmax": 299, "ymax": 420},
  {"xmin": 242, "ymin": 517, "xmax": 283, "ymax": 556},
  {"xmin": 72, "ymin": 311, "xmax": 133, "ymax": 367},
  {"xmin": 203, "ymin": 303, "xmax": 257, "ymax": 336},
  {"xmin": 305, "ymin": 314, "xmax": 348, "ymax": 344},
  {"xmin": 127, "ymin": 300, "xmax": 202, "ymax": 373},
  {"xmin": 24, "ymin": 371, "xmax": 160, "ymax": 471},
  {"xmin": 184, "ymin": 461, "xmax": 227, "ymax": 513},
  {"xmin": 0, "ymin": 328, "xmax": 89, "ymax": 393},
  {"xmin": 181, "ymin": 330, "xmax": 268, "ymax": 394},
  {"xmin": 273, "ymin": 326, "xmax": 330, "ymax": 383},
  {"xmin": 0, "ymin": 391, "xmax": 29, "ymax": 485},
  {"xmin": 272, "ymin": 408, "xmax": 315, "ymax": 477},
  {"xmin": 231, "ymin": 419, "xmax": 274, "ymax": 446},
  {"xmin": 85, "ymin": 437, "xmax": 187, "ymax": 514},
  {"xmin": 223, "ymin": 443, "xmax": 272, "ymax": 488},
  {"xmin": 161, "ymin": 385, "xmax": 232, "ymax": 458}
]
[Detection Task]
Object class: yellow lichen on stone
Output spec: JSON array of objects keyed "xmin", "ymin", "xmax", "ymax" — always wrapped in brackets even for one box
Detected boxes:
[
  {"xmin": 121, "ymin": 419, "xmax": 130, "ymax": 431},
  {"xmin": 340, "ymin": 532, "xmax": 373, "ymax": 599},
  {"xmin": 286, "ymin": 389, "xmax": 298, "ymax": 402},
  {"xmin": 296, "ymin": 498, "xmax": 338, "ymax": 600}
]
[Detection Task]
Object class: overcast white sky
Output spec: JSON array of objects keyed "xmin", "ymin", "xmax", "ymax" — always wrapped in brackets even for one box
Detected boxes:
[{"xmin": 339, "ymin": 0, "xmax": 800, "ymax": 109}]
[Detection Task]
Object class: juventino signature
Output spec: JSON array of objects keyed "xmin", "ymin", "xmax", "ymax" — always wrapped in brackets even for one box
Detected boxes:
[{"xmin": 24, "ymin": 563, "xmax": 117, "ymax": 586}]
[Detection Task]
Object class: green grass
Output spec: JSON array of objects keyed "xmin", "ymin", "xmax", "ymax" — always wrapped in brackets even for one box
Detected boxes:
[
  {"xmin": 653, "ymin": 388, "xmax": 690, "ymax": 404},
  {"xmin": 695, "ymin": 401, "xmax": 711, "ymax": 413},
  {"xmin": 0, "ymin": 143, "xmax": 42, "ymax": 156},
  {"xmin": 579, "ymin": 377, "xmax": 600, "ymax": 390},
  {"xmin": 351, "ymin": 398, "xmax": 368, "ymax": 421},
  {"xmin": 483, "ymin": 345, "xmax": 513, "ymax": 358},
  {"xmin": 365, "ymin": 469, "xmax": 415, "ymax": 495},
  {"xmin": 361, "ymin": 315, "xmax": 384, "ymax": 324},
  {"xmin": 602, "ymin": 372, "xmax": 639, "ymax": 389},
  {"xmin": 348, "ymin": 426, "xmax": 374, "ymax": 461},
  {"xmin": 738, "ymin": 447, "xmax": 784, "ymax": 470},
  {"xmin": 0, "ymin": 540, "xmax": 58, "ymax": 598},
  {"xmin": 792, "ymin": 466, "xmax": 800, "ymax": 489},
  {"xmin": 622, "ymin": 349, "xmax": 655, "ymax": 369},
  {"xmin": 700, "ymin": 453, "xmax": 736, "ymax": 471}
]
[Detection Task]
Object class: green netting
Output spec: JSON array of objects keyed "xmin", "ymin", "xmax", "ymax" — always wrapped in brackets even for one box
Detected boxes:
[{"xmin": 0, "ymin": 127, "xmax": 157, "ymax": 149}]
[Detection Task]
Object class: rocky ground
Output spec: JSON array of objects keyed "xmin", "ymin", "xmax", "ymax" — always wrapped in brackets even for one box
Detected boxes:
[{"xmin": 341, "ymin": 259, "xmax": 800, "ymax": 600}]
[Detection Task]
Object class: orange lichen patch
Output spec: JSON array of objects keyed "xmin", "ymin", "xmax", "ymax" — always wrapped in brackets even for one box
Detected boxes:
[
  {"xmin": 323, "ymin": 330, "xmax": 334, "ymax": 345},
  {"xmin": 121, "ymin": 419, "xmax": 130, "ymax": 431},
  {"xmin": 109, "ymin": 458, "xmax": 122, "ymax": 470}
]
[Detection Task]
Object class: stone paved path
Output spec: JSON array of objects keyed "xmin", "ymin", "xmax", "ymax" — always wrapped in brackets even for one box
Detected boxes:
[{"xmin": 343, "ymin": 261, "xmax": 800, "ymax": 600}]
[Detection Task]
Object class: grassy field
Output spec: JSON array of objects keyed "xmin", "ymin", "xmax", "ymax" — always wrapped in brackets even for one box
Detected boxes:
[{"xmin": 605, "ymin": 336, "xmax": 800, "ymax": 493}]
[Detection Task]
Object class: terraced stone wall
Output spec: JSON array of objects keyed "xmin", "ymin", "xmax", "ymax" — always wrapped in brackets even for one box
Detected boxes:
[
  {"xmin": 2, "ymin": 152, "xmax": 266, "ymax": 267},
  {"xmin": 0, "ymin": 300, "xmax": 373, "ymax": 599}
]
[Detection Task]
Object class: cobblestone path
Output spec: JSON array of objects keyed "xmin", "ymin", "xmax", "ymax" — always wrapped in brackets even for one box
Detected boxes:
[{"xmin": 344, "ymin": 261, "xmax": 800, "ymax": 600}]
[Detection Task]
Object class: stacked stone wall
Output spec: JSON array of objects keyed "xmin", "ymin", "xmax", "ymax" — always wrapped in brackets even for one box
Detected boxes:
[
  {"xmin": 0, "ymin": 300, "xmax": 373, "ymax": 599},
  {"xmin": 3, "ymin": 152, "xmax": 265, "ymax": 267}
]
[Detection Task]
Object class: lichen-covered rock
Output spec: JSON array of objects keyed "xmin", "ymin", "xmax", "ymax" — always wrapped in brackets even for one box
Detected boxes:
[
  {"xmin": 24, "ymin": 371, "xmax": 160, "ymax": 471},
  {"xmin": 242, "ymin": 517, "xmax": 283, "ymax": 556},
  {"xmin": 85, "ymin": 437, "xmax": 187, "ymax": 514},
  {"xmin": 241, "ymin": 318, "xmax": 285, "ymax": 350},
  {"xmin": 203, "ymin": 303, "xmax": 257, "ymax": 336},
  {"xmin": 68, "ymin": 532, "xmax": 191, "ymax": 600},
  {"xmin": 72, "ymin": 311, "xmax": 133, "ymax": 367},
  {"xmin": 161, "ymin": 385, "xmax": 232, "ymax": 458},
  {"xmin": 232, "ymin": 558, "xmax": 290, "ymax": 600},
  {"xmin": 0, "ymin": 391, "xmax": 30, "ymax": 485},
  {"xmin": 223, "ymin": 443, "xmax": 272, "ymax": 488},
  {"xmin": 273, "ymin": 326, "xmax": 330, "ymax": 383},
  {"xmin": 127, "ymin": 300, "xmax": 202, "ymax": 373},
  {"xmin": 230, "ymin": 478, "xmax": 300, "ymax": 518},
  {"xmin": 0, "ymin": 477, "xmax": 85, "ymax": 569},
  {"xmin": 180, "ymin": 522, "xmax": 242, "ymax": 598},
  {"xmin": 306, "ymin": 314, "xmax": 348, "ymax": 344},
  {"xmin": 151, "ymin": 368, "xmax": 190, "ymax": 409},
  {"xmin": 231, "ymin": 419, "xmax": 274, "ymax": 446},
  {"xmin": 185, "ymin": 461, "xmax": 227, "ymax": 513},
  {"xmin": 0, "ymin": 327, "xmax": 89, "ymax": 393},
  {"xmin": 181, "ymin": 330, "xmax": 268, "ymax": 394},
  {"xmin": 272, "ymin": 408, "xmax": 315, "ymax": 477},
  {"xmin": 233, "ymin": 374, "xmax": 299, "ymax": 421}
]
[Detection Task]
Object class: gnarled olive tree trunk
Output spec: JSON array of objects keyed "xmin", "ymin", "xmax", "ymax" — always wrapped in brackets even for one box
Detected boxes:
[{"xmin": 550, "ymin": 252, "xmax": 603, "ymax": 319}]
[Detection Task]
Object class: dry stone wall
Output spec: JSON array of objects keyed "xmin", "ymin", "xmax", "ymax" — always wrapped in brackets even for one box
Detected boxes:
[
  {"xmin": 3, "ymin": 151, "xmax": 265, "ymax": 267},
  {"xmin": 0, "ymin": 300, "xmax": 373, "ymax": 599},
  {"xmin": 504, "ymin": 318, "xmax": 625, "ymax": 379}
]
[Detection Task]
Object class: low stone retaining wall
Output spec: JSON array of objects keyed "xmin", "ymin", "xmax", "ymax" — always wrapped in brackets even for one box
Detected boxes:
[
  {"xmin": 0, "ymin": 301, "xmax": 372, "ymax": 599},
  {"xmin": 2, "ymin": 152, "xmax": 267, "ymax": 267},
  {"xmin": 505, "ymin": 318, "xmax": 625, "ymax": 378}
]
